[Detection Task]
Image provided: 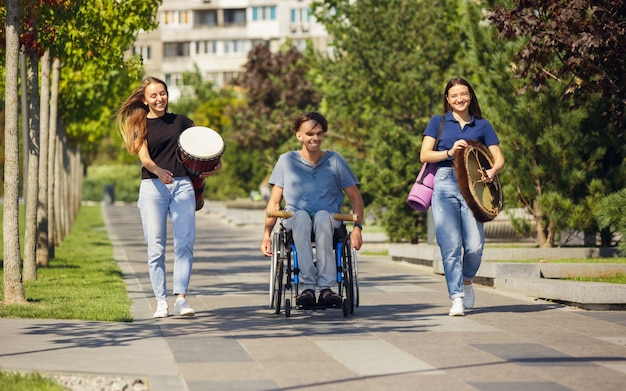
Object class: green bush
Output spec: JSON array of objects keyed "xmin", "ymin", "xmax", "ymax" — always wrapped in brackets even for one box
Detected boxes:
[{"xmin": 83, "ymin": 164, "xmax": 142, "ymax": 203}]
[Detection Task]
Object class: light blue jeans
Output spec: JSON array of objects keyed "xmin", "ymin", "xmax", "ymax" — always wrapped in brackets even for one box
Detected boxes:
[
  {"xmin": 432, "ymin": 167, "xmax": 484, "ymax": 300},
  {"xmin": 138, "ymin": 177, "xmax": 196, "ymax": 300},
  {"xmin": 283, "ymin": 210, "xmax": 341, "ymax": 292}
]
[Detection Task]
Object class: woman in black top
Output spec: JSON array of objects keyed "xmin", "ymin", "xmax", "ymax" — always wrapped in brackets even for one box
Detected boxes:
[{"xmin": 117, "ymin": 77, "xmax": 221, "ymax": 318}]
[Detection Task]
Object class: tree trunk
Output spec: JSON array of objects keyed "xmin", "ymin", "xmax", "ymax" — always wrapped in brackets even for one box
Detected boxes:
[
  {"xmin": 47, "ymin": 57, "xmax": 60, "ymax": 257},
  {"xmin": 20, "ymin": 50, "xmax": 29, "ymax": 200},
  {"xmin": 37, "ymin": 50, "xmax": 51, "ymax": 268},
  {"xmin": 3, "ymin": 0, "xmax": 27, "ymax": 304},
  {"xmin": 532, "ymin": 199, "xmax": 549, "ymax": 248},
  {"xmin": 23, "ymin": 52, "xmax": 41, "ymax": 281}
]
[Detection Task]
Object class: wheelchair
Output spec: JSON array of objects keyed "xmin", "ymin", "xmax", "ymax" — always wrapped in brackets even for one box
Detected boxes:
[{"xmin": 267, "ymin": 211, "xmax": 359, "ymax": 317}]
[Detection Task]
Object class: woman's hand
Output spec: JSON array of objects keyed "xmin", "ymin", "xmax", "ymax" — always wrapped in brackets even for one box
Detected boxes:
[
  {"xmin": 483, "ymin": 167, "xmax": 497, "ymax": 183},
  {"xmin": 448, "ymin": 139, "xmax": 468, "ymax": 158},
  {"xmin": 156, "ymin": 167, "xmax": 174, "ymax": 184},
  {"xmin": 199, "ymin": 160, "xmax": 223, "ymax": 179}
]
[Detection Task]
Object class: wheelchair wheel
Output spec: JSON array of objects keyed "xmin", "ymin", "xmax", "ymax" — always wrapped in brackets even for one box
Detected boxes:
[
  {"xmin": 352, "ymin": 248, "xmax": 360, "ymax": 309},
  {"xmin": 342, "ymin": 298, "xmax": 351, "ymax": 317},
  {"xmin": 269, "ymin": 231, "xmax": 284, "ymax": 314},
  {"xmin": 342, "ymin": 240, "xmax": 359, "ymax": 314}
]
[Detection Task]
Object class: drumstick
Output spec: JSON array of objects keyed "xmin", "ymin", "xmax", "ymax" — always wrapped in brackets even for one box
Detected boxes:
[{"xmin": 266, "ymin": 210, "xmax": 358, "ymax": 222}]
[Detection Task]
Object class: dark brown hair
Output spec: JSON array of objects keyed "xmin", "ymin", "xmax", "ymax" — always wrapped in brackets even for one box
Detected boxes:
[
  {"xmin": 443, "ymin": 77, "xmax": 483, "ymax": 118},
  {"xmin": 292, "ymin": 111, "xmax": 328, "ymax": 133}
]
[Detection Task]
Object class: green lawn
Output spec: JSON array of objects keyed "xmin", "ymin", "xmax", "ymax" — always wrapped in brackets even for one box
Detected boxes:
[
  {"xmin": 565, "ymin": 274, "xmax": 626, "ymax": 284},
  {"xmin": 0, "ymin": 204, "xmax": 132, "ymax": 321},
  {"xmin": 0, "ymin": 371, "xmax": 64, "ymax": 391},
  {"xmin": 485, "ymin": 258, "xmax": 626, "ymax": 264}
]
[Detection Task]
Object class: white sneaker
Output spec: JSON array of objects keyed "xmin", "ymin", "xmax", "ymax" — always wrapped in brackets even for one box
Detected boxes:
[
  {"xmin": 449, "ymin": 297, "xmax": 465, "ymax": 316},
  {"xmin": 463, "ymin": 283, "xmax": 475, "ymax": 309},
  {"xmin": 153, "ymin": 300, "xmax": 168, "ymax": 318},
  {"xmin": 173, "ymin": 297, "xmax": 195, "ymax": 316}
]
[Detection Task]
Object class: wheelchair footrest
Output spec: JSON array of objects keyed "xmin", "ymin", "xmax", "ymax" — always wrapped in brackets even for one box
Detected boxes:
[{"xmin": 295, "ymin": 301, "xmax": 343, "ymax": 311}]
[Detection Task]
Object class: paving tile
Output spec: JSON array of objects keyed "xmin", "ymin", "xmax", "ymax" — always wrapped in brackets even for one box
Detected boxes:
[
  {"xmin": 471, "ymin": 343, "xmax": 592, "ymax": 367},
  {"xmin": 468, "ymin": 382, "xmax": 571, "ymax": 391},
  {"xmin": 166, "ymin": 336, "xmax": 253, "ymax": 363},
  {"xmin": 315, "ymin": 340, "xmax": 444, "ymax": 376}
]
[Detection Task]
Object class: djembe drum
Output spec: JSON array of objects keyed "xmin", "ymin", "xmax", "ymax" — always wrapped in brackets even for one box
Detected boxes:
[{"xmin": 177, "ymin": 126, "xmax": 225, "ymax": 211}]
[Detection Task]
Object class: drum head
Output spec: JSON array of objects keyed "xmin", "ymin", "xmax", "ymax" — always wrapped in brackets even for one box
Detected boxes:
[
  {"xmin": 453, "ymin": 140, "xmax": 504, "ymax": 222},
  {"xmin": 178, "ymin": 126, "xmax": 225, "ymax": 159}
]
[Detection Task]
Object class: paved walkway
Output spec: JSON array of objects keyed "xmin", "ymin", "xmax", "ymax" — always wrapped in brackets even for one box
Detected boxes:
[{"xmin": 1, "ymin": 203, "xmax": 625, "ymax": 391}]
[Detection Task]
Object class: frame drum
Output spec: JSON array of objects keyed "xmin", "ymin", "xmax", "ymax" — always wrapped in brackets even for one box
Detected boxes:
[{"xmin": 453, "ymin": 140, "xmax": 503, "ymax": 222}]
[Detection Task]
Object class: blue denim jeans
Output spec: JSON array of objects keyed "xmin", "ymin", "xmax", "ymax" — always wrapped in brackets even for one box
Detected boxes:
[
  {"xmin": 283, "ymin": 210, "xmax": 341, "ymax": 292},
  {"xmin": 432, "ymin": 167, "xmax": 484, "ymax": 300},
  {"xmin": 138, "ymin": 177, "xmax": 196, "ymax": 300}
]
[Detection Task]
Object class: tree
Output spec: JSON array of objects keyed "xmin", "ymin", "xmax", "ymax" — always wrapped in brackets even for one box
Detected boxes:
[
  {"xmin": 3, "ymin": 0, "xmax": 27, "ymax": 304},
  {"xmin": 467, "ymin": 0, "xmax": 625, "ymax": 247},
  {"xmin": 223, "ymin": 42, "xmax": 322, "ymax": 198},
  {"xmin": 489, "ymin": 0, "xmax": 626, "ymax": 129},
  {"xmin": 311, "ymin": 0, "xmax": 463, "ymax": 242},
  {"xmin": 1, "ymin": 0, "xmax": 162, "ymax": 274}
]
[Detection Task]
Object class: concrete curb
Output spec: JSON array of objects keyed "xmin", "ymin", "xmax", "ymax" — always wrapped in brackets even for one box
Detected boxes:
[{"xmin": 389, "ymin": 243, "xmax": 626, "ymax": 309}]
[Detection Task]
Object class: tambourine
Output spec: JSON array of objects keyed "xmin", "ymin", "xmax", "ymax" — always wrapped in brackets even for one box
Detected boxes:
[{"xmin": 453, "ymin": 140, "xmax": 503, "ymax": 222}]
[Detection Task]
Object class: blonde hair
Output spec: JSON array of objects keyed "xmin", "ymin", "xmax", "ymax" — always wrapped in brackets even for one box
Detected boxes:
[{"xmin": 116, "ymin": 77, "xmax": 168, "ymax": 154}]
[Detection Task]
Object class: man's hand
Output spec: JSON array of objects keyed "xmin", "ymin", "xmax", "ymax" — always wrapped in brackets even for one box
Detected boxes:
[
  {"xmin": 261, "ymin": 236, "xmax": 273, "ymax": 257},
  {"xmin": 350, "ymin": 228, "xmax": 362, "ymax": 250}
]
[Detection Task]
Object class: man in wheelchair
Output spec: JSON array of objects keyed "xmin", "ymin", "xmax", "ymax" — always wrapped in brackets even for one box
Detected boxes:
[{"xmin": 261, "ymin": 112, "xmax": 364, "ymax": 309}]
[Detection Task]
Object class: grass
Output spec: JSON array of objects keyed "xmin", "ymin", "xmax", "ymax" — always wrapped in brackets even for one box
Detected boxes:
[
  {"xmin": 565, "ymin": 274, "xmax": 626, "ymax": 284},
  {"xmin": 0, "ymin": 205, "xmax": 132, "ymax": 321},
  {"xmin": 361, "ymin": 250, "xmax": 389, "ymax": 256},
  {"xmin": 485, "ymin": 258, "xmax": 626, "ymax": 264},
  {"xmin": 0, "ymin": 371, "xmax": 64, "ymax": 391}
]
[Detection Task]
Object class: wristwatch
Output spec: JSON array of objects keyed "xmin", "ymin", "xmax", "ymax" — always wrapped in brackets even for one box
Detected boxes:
[{"xmin": 354, "ymin": 223, "xmax": 363, "ymax": 231}]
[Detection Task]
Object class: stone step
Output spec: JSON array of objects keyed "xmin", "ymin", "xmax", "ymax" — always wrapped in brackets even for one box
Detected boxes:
[
  {"xmin": 389, "ymin": 243, "xmax": 626, "ymax": 309},
  {"xmin": 498, "ymin": 278, "xmax": 626, "ymax": 310}
]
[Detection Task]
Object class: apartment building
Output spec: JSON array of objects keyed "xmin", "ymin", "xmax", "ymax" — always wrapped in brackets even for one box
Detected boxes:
[{"xmin": 132, "ymin": 0, "xmax": 330, "ymax": 100}]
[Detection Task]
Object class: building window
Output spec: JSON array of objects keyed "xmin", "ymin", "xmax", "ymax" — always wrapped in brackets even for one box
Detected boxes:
[
  {"xmin": 231, "ymin": 40, "xmax": 240, "ymax": 54},
  {"xmin": 196, "ymin": 40, "xmax": 219, "ymax": 55},
  {"xmin": 162, "ymin": 11, "xmax": 190, "ymax": 26},
  {"xmin": 165, "ymin": 73, "xmax": 184, "ymax": 87},
  {"xmin": 222, "ymin": 40, "xmax": 246, "ymax": 55},
  {"xmin": 223, "ymin": 71, "xmax": 241, "ymax": 85},
  {"xmin": 294, "ymin": 39, "xmax": 306, "ymax": 52},
  {"xmin": 253, "ymin": 6, "xmax": 276, "ymax": 21},
  {"xmin": 196, "ymin": 10, "xmax": 217, "ymax": 27},
  {"xmin": 224, "ymin": 9, "xmax": 246, "ymax": 25},
  {"xmin": 132, "ymin": 45, "xmax": 152, "ymax": 61},
  {"xmin": 195, "ymin": 41, "xmax": 204, "ymax": 55},
  {"xmin": 164, "ymin": 42, "xmax": 190, "ymax": 58},
  {"xmin": 290, "ymin": 7, "xmax": 311, "ymax": 23}
]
